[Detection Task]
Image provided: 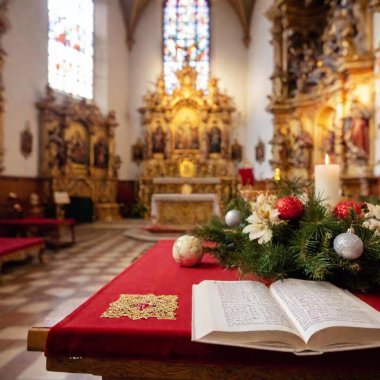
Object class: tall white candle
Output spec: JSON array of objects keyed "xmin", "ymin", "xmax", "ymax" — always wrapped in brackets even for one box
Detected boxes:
[{"xmin": 314, "ymin": 155, "xmax": 340, "ymax": 208}]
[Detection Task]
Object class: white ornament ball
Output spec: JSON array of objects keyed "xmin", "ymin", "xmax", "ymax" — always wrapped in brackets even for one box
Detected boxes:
[
  {"xmin": 333, "ymin": 231, "xmax": 364, "ymax": 260},
  {"xmin": 172, "ymin": 235, "xmax": 204, "ymax": 267},
  {"xmin": 225, "ymin": 209, "xmax": 242, "ymax": 227}
]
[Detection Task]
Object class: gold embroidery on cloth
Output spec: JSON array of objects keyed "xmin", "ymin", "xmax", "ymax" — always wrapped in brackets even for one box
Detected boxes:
[{"xmin": 101, "ymin": 294, "xmax": 178, "ymax": 320}]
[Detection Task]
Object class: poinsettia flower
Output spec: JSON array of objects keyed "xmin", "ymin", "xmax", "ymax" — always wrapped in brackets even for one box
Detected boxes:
[
  {"xmin": 243, "ymin": 193, "xmax": 283, "ymax": 244},
  {"xmin": 364, "ymin": 203, "xmax": 380, "ymax": 220},
  {"xmin": 243, "ymin": 222, "xmax": 273, "ymax": 244},
  {"xmin": 363, "ymin": 220, "xmax": 380, "ymax": 237}
]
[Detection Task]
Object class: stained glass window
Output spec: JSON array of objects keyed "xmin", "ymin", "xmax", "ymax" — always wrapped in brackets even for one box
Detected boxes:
[
  {"xmin": 163, "ymin": 0, "xmax": 210, "ymax": 93},
  {"xmin": 48, "ymin": 0, "xmax": 94, "ymax": 99}
]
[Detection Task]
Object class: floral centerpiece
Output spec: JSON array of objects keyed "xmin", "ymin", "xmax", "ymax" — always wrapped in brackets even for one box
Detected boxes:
[{"xmin": 196, "ymin": 180, "xmax": 380, "ymax": 293}]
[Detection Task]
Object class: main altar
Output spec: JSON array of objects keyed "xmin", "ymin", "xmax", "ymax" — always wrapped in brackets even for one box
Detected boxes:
[{"xmin": 136, "ymin": 65, "xmax": 239, "ymax": 222}]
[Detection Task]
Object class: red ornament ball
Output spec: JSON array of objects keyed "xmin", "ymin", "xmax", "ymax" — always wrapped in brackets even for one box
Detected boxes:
[
  {"xmin": 333, "ymin": 200, "xmax": 363, "ymax": 219},
  {"xmin": 276, "ymin": 196, "xmax": 305, "ymax": 220}
]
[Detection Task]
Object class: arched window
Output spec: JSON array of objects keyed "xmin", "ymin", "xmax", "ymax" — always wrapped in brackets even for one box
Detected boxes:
[
  {"xmin": 163, "ymin": 0, "xmax": 210, "ymax": 93},
  {"xmin": 48, "ymin": 0, "xmax": 94, "ymax": 99}
]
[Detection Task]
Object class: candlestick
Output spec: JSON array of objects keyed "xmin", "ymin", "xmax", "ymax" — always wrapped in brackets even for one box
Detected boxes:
[{"xmin": 314, "ymin": 154, "xmax": 340, "ymax": 208}]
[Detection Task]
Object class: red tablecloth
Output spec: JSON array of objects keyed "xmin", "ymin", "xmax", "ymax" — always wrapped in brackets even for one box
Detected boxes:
[
  {"xmin": 45, "ymin": 240, "xmax": 380, "ymax": 373},
  {"xmin": 0, "ymin": 237, "xmax": 44, "ymax": 257},
  {"xmin": 0, "ymin": 218, "xmax": 75, "ymax": 226}
]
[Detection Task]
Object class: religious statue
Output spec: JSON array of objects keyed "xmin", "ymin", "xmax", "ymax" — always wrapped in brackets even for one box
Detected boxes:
[
  {"xmin": 289, "ymin": 121, "xmax": 313, "ymax": 170},
  {"xmin": 269, "ymin": 127, "xmax": 290, "ymax": 167},
  {"xmin": 208, "ymin": 124, "xmax": 222, "ymax": 154},
  {"xmin": 152, "ymin": 124, "xmax": 166, "ymax": 154},
  {"xmin": 231, "ymin": 139, "xmax": 242, "ymax": 161},
  {"xmin": 93, "ymin": 137, "xmax": 109, "ymax": 168},
  {"xmin": 47, "ymin": 125, "xmax": 66, "ymax": 172},
  {"xmin": 321, "ymin": 130, "xmax": 336, "ymax": 160},
  {"xmin": 344, "ymin": 100, "xmax": 370, "ymax": 162}
]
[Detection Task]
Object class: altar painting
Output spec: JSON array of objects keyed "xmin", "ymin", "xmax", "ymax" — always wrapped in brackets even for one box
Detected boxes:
[
  {"xmin": 173, "ymin": 111, "xmax": 200, "ymax": 151},
  {"xmin": 65, "ymin": 123, "xmax": 89, "ymax": 166}
]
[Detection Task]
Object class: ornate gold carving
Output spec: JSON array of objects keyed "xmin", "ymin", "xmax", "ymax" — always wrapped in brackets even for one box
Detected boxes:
[
  {"xmin": 37, "ymin": 87, "xmax": 120, "ymax": 220},
  {"xmin": 137, "ymin": 66, "xmax": 238, "ymax": 216},
  {"xmin": 101, "ymin": 294, "xmax": 178, "ymax": 320},
  {"xmin": 267, "ymin": 0, "xmax": 376, "ymax": 179},
  {"xmin": 156, "ymin": 200, "xmax": 214, "ymax": 226}
]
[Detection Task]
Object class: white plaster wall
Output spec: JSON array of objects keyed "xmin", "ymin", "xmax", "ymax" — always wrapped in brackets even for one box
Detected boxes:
[
  {"xmin": 127, "ymin": 0, "xmax": 162, "ymax": 180},
  {"xmin": 103, "ymin": 0, "xmax": 129, "ymax": 180},
  {"xmin": 127, "ymin": 0, "xmax": 248, "ymax": 180},
  {"xmin": 211, "ymin": 0, "xmax": 247, "ymax": 142},
  {"xmin": 246, "ymin": 0, "xmax": 274, "ymax": 180},
  {"xmin": 3, "ymin": 0, "xmax": 48, "ymax": 177},
  {"xmin": 2, "ymin": 0, "xmax": 130, "ymax": 179}
]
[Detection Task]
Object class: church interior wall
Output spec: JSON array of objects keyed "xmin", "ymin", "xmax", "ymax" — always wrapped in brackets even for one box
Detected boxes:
[
  {"xmin": 246, "ymin": 0, "xmax": 274, "ymax": 179},
  {"xmin": 102, "ymin": 0, "xmax": 130, "ymax": 181},
  {"xmin": 127, "ymin": 0, "xmax": 163, "ymax": 180},
  {"xmin": 127, "ymin": 0, "xmax": 248, "ymax": 181},
  {"xmin": 2, "ymin": 0, "xmax": 130, "ymax": 180},
  {"xmin": 3, "ymin": 0, "xmax": 48, "ymax": 178},
  {"xmin": 210, "ymin": 0, "xmax": 248, "ymax": 145}
]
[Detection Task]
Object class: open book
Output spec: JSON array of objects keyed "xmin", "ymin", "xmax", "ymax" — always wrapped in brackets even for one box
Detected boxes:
[{"xmin": 192, "ymin": 279, "xmax": 380, "ymax": 354}]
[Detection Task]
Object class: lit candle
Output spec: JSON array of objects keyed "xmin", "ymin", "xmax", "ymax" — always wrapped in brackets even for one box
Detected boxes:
[
  {"xmin": 274, "ymin": 168, "xmax": 281, "ymax": 181},
  {"xmin": 314, "ymin": 154, "xmax": 340, "ymax": 208}
]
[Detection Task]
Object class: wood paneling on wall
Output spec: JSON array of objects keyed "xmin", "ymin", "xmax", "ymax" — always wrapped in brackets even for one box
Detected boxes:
[{"xmin": 0, "ymin": 176, "xmax": 43, "ymax": 206}]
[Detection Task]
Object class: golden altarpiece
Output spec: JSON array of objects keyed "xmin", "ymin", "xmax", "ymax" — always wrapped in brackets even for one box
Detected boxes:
[
  {"xmin": 267, "ymin": 0, "xmax": 379, "ymax": 197},
  {"xmin": 37, "ymin": 87, "xmax": 120, "ymax": 221},
  {"xmin": 137, "ymin": 66, "xmax": 238, "ymax": 221}
]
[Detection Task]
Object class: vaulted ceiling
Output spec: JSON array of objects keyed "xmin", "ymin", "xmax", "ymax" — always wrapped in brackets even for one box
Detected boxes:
[{"xmin": 119, "ymin": 0, "xmax": 256, "ymax": 50}]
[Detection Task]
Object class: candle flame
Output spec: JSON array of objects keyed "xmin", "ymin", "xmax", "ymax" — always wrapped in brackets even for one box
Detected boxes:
[{"xmin": 325, "ymin": 154, "xmax": 330, "ymax": 165}]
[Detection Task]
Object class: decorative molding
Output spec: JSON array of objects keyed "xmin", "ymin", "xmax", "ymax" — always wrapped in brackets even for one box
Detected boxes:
[
  {"xmin": 266, "ymin": 0, "xmax": 376, "ymax": 179},
  {"xmin": 36, "ymin": 87, "xmax": 121, "ymax": 220}
]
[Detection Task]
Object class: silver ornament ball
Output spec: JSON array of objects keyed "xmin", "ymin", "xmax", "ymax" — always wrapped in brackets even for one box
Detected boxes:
[
  {"xmin": 225, "ymin": 209, "xmax": 241, "ymax": 227},
  {"xmin": 333, "ymin": 230, "xmax": 364, "ymax": 260}
]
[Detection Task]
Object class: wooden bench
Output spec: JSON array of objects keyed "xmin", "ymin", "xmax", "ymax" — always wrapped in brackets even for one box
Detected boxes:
[
  {"xmin": 0, "ymin": 218, "xmax": 75, "ymax": 247},
  {"xmin": 0, "ymin": 237, "xmax": 45, "ymax": 273}
]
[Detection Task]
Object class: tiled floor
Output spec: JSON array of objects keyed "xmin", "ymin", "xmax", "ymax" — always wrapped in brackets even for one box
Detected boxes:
[{"xmin": 0, "ymin": 221, "xmax": 155, "ymax": 380}]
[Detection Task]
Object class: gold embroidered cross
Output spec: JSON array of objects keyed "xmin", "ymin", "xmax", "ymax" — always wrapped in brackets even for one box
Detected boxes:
[{"xmin": 101, "ymin": 294, "xmax": 178, "ymax": 320}]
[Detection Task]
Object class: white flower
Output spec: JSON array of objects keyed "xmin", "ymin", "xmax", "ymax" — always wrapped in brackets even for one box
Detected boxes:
[
  {"xmin": 243, "ymin": 193, "xmax": 283, "ymax": 245},
  {"xmin": 243, "ymin": 222, "xmax": 273, "ymax": 244},
  {"xmin": 363, "ymin": 203, "xmax": 380, "ymax": 236},
  {"xmin": 363, "ymin": 218, "xmax": 380, "ymax": 236},
  {"xmin": 364, "ymin": 203, "xmax": 380, "ymax": 220}
]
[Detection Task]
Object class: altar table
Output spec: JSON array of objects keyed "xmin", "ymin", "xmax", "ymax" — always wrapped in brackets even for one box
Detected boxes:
[
  {"xmin": 151, "ymin": 193, "xmax": 221, "ymax": 226},
  {"xmin": 27, "ymin": 240, "xmax": 380, "ymax": 379}
]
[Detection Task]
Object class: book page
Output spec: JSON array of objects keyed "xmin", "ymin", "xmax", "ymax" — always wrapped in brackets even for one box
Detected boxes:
[
  {"xmin": 199, "ymin": 280, "xmax": 299, "ymax": 335},
  {"xmin": 270, "ymin": 279, "xmax": 380, "ymax": 343}
]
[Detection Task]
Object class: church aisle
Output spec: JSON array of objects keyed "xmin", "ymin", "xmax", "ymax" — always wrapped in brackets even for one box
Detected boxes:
[{"xmin": 0, "ymin": 222, "xmax": 153, "ymax": 380}]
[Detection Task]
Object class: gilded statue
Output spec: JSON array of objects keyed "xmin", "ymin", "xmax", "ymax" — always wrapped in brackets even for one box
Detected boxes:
[{"xmin": 344, "ymin": 99, "xmax": 370, "ymax": 163}]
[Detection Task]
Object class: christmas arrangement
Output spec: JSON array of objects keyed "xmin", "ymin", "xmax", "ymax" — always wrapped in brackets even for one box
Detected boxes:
[{"xmin": 195, "ymin": 179, "xmax": 380, "ymax": 293}]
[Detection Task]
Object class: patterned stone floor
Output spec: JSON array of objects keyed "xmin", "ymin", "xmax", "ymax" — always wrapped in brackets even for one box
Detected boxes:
[{"xmin": 0, "ymin": 221, "xmax": 155, "ymax": 380}]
